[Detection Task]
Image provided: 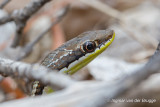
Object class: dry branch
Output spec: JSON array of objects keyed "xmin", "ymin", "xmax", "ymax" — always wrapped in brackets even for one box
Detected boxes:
[
  {"xmin": 0, "ymin": 43, "xmax": 160, "ymax": 107},
  {"xmin": 0, "ymin": 0, "xmax": 52, "ymax": 27},
  {"xmin": 77, "ymin": 43, "xmax": 160, "ymax": 107},
  {"xmin": 11, "ymin": 0, "xmax": 52, "ymax": 47},
  {"xmin": 0, "ymin": 1, "xmax": 159, "ymax": 106},
  {"xmin": 0, "ymin": 14, "xmax": 13, "ymax": 25},
  {"xmin": 0, "ymin": 57, "xmax": 75, "ymax": 90}
]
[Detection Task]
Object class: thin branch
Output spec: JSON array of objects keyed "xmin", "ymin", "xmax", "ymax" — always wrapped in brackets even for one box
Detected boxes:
[
  {"xmin": 11, "ymin": 0, "xmax": 52, "ymax": 48},
  {"xmin": 0, "ymin": 14, "xmax": 13, "ymax": 25},
  {"xmin": 0, "ymin": 57, "xmax": 75, "ymax": 90},
  {"xmin": 16, "ymin": 6, "xmax": 69, "ymax": 61},
  {"xmin": 0, "ymin": 0, "xmax": 11, "ymax": 9},
  {"xmin": 0, "ymin": 0, "xmax": 51, "ymax": 26}
]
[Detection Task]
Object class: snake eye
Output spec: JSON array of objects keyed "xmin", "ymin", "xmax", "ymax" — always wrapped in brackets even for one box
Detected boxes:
[{"xmin": 83, "ymin": 41, "xmax": 96, "ymax": 53}]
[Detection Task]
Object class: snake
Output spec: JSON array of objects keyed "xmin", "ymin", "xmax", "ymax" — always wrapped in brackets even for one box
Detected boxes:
[{"xmin": 32, "ymin": 29, "xmax": 115, "ymax": 95}]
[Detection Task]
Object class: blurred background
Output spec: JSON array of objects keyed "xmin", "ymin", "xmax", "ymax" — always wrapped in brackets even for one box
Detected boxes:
[{"xmin": 0, "ymin": 0, "xmax": 160, "ymax": 106}]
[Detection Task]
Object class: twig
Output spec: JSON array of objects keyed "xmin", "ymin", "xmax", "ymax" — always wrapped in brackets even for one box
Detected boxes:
[
  {"xmin": 11, "ymin": 0, "xmax": 52, "ymax": 48},
  {"xmin": 0, "ymin": 57, "xmax": 75, "ymax": 90},
  {"xmin": 0, "ymin": 14, "xmax": 13, "ymax": 25},
  {"xmin": 0, "ymin": 0, "xmax": 11, "ymax": 9},
  {"xmin": 16, "ymin": 6, "xmax": 69, "ymax": 61},
  {"xmin": 0, "ymin": 81, "xmax": 110, "ymax": 107}
]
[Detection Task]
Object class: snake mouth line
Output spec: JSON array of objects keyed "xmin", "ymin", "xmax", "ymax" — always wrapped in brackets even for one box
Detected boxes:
[{"xmin": 98, "ymin": 38, "xmax": 112, "ymax": 49}]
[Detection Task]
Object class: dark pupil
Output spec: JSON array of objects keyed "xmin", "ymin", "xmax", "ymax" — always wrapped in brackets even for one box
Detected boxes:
[
  {"xmin": 87, "ymin": 43, "xmax": 94, "ymax": 50},
  {"xmin": 83, "ymin": 41, "xmax": 96, "ymax": 53}
]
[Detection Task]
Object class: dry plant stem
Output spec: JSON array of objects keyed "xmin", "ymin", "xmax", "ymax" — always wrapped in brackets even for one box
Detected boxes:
[
  {"xmin": 16, "ymin": 6, "xmax": 69, "ymax": 61},
  {"xmin": 0, "ymin": 44, "xmax": 160, "ymax": 107},
  {"xmin": 0, "ymin": 0, "xmax": 11, "ymax": 9},
  {"xmin": 11, "ymin": 0, "xmax": 52, "ymax": 48},
  {"xmin": 0, "ymin": 14, "xmax": 13, "ymax": 25},
  {"xmin": 0, "ymin": 57, "xmax": 75, "ymax": 90}
]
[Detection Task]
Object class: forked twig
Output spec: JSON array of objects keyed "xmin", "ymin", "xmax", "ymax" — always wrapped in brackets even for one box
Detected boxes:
[{"xmin": 11, "ymin": 0, "xmax": 52, "ymax": 47}]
